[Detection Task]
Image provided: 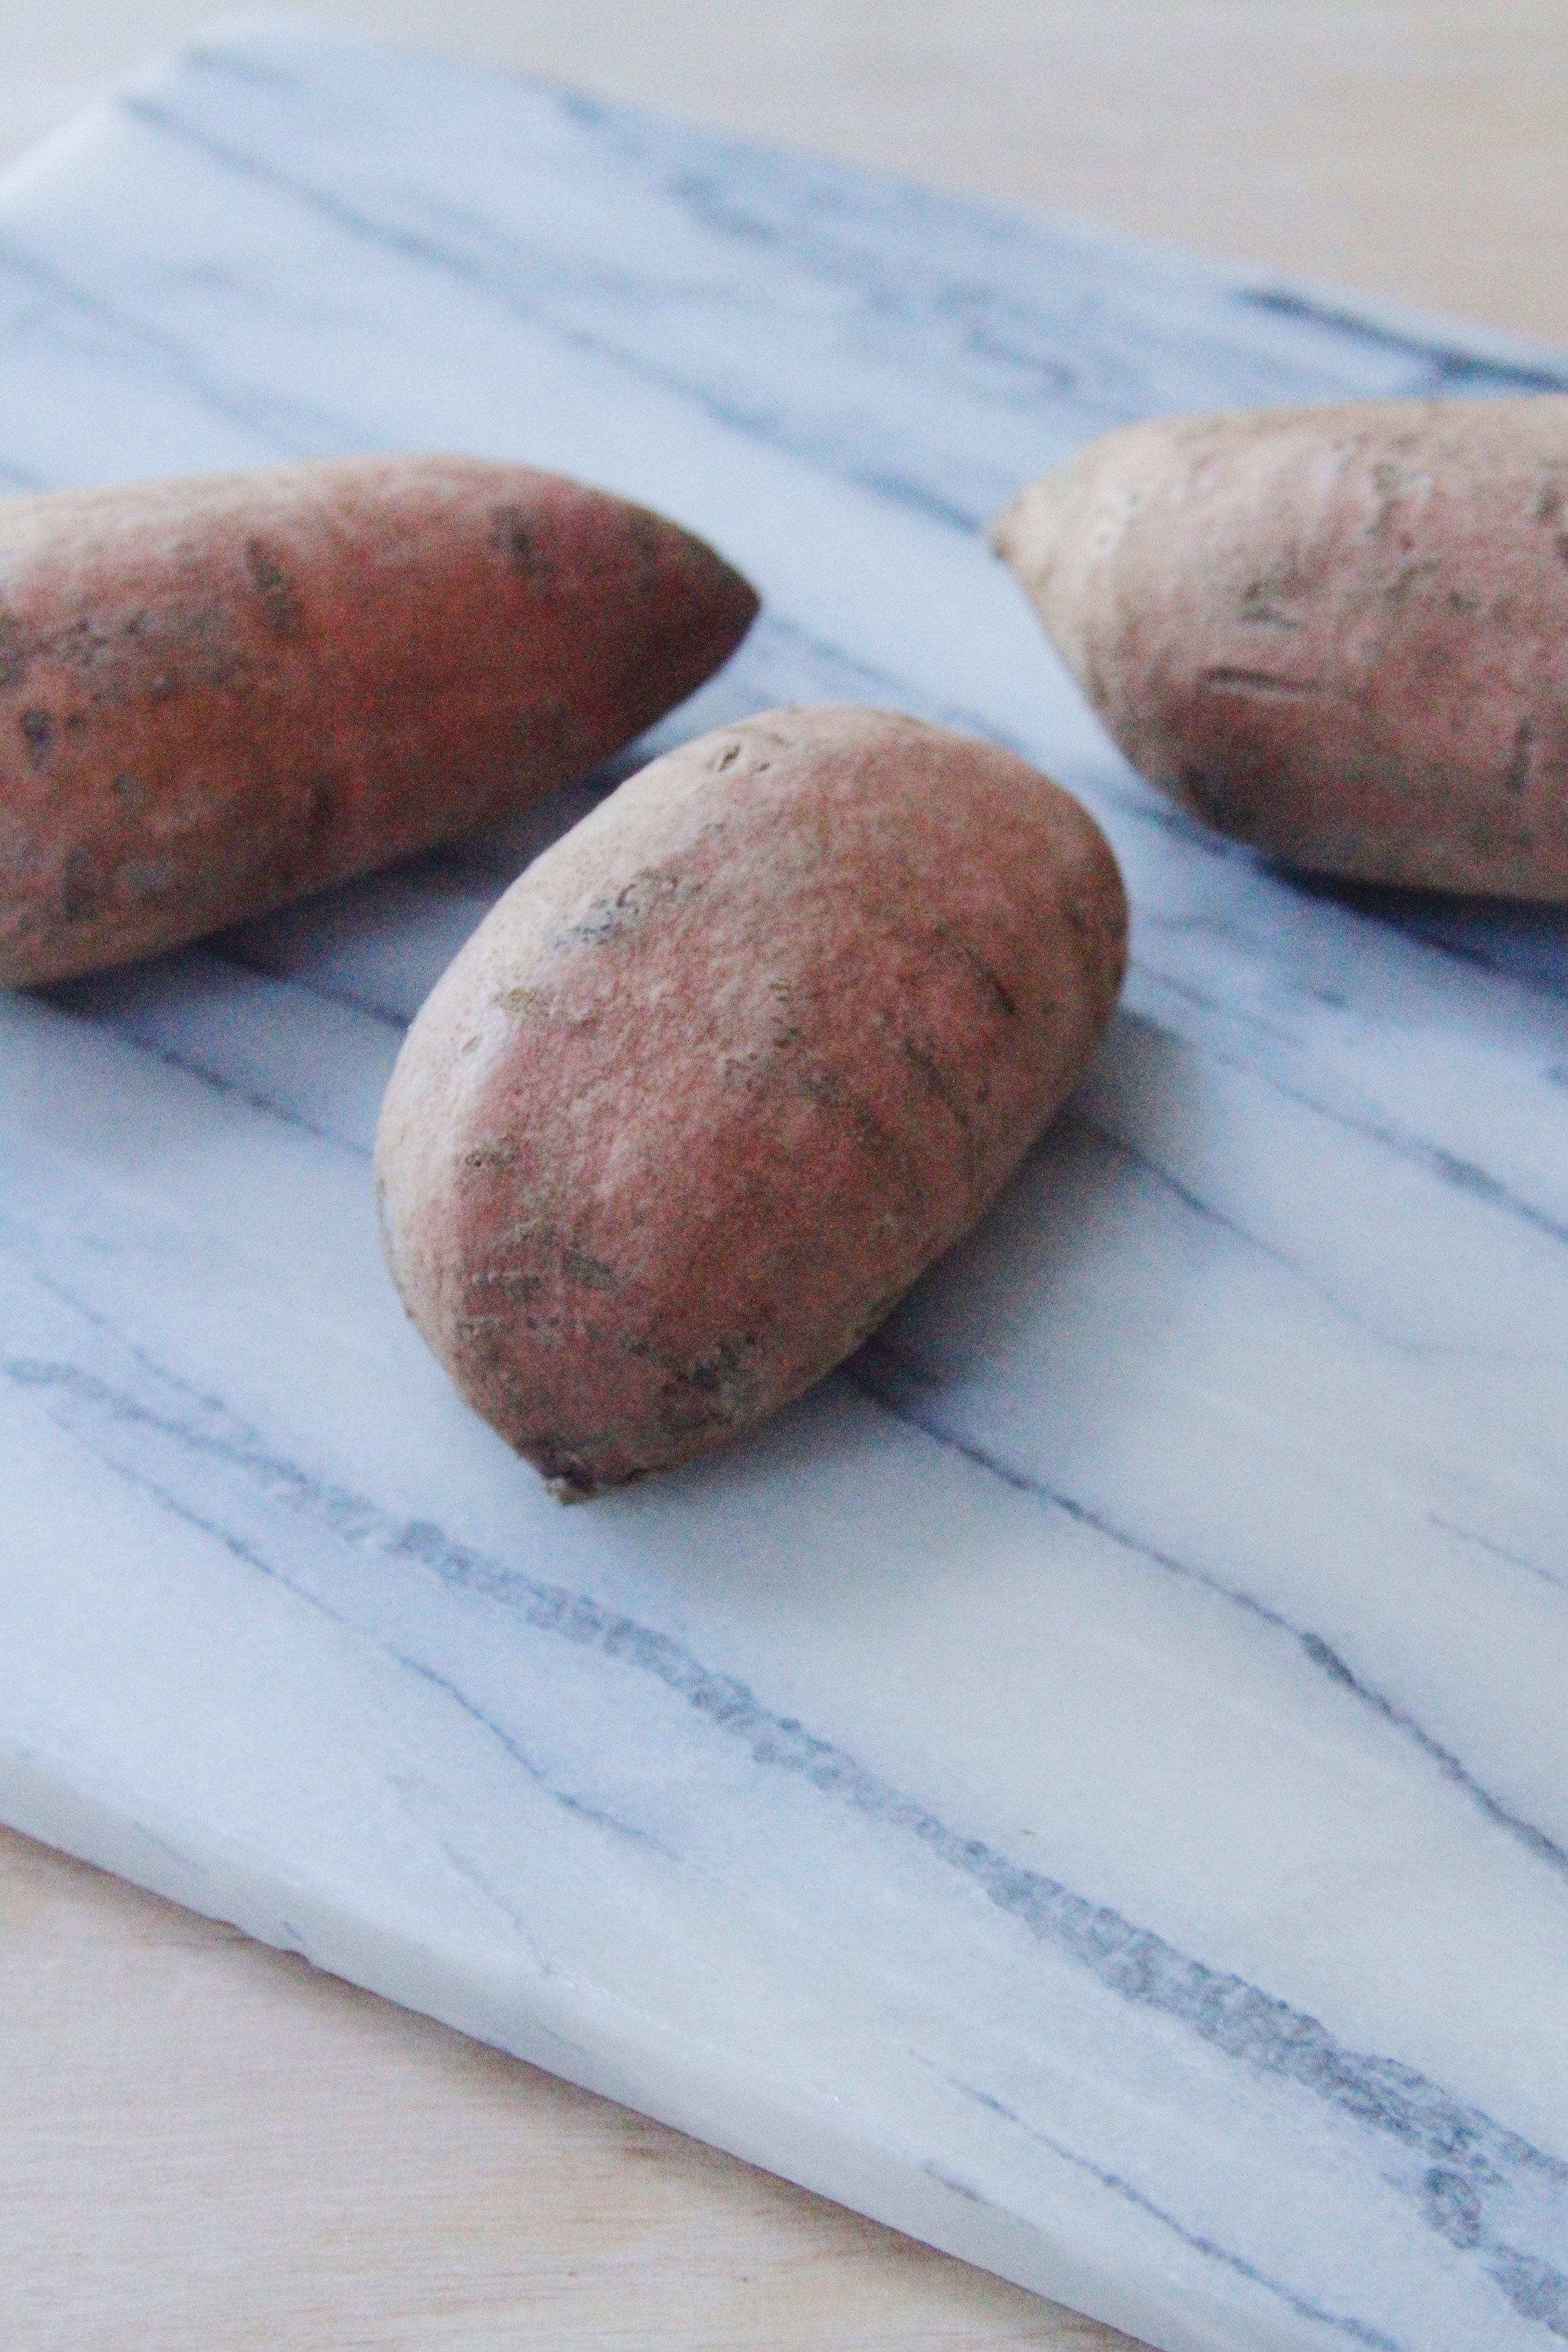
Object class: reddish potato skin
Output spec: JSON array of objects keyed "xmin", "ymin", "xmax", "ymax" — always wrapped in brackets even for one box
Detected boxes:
[
  {"xmin": 993, "ymin": 396, "xmax": 1568, "ymax": 897},
  {"xmin": 374, "ymin": 707, "xmax": 1128, "ymax": 1498},
  {"xmin": 0, "ymin": 454, "xmax": 757, "ymax": 984}
]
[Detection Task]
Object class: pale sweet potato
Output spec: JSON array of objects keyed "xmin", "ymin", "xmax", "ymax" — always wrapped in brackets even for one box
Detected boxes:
[
  {"xmin": 374, "ymin": 706, "xmax": 1127, "ymax": 1498},
  {"xmin": 0, "ymin": 454, "xmax": 757, "ymax": 985},
  {"xmin": 992, "ymin": 396, "xmax": 1568, "ymax": 896}
]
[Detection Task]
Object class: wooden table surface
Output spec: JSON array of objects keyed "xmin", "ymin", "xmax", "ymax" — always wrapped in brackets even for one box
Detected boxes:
[{"xmin": 4, "ymin": 6, "xmax": 1567, "ymax": 2346}]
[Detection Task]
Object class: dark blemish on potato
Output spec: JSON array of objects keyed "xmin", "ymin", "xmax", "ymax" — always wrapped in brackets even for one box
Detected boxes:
[
  {"xmin": 112, "ymin": 771, "xmax": 146, "ymax": 808},
  {"xmin": 467, "ymin": 1266, "xmax": 544, "ymax": 1299},
  {"xmin": 1199, "ymin": 666, "xmax": 1325, "ymax": 698},
  {"xmin": 245, "ymin": 539, "xmax": 303, "ymax": 639},
  {"xmin": 563, "ymin": 1244, "xmax": 618, "ymax": 1291},
  {"xmin": 20, "ymin": 707, "xmax": 52, "ymax": 766},
  {"xmin": 790, "ymin": 1057, "xmax": 925, "ymax": 1193},
  {"xmin": 1387, "ymin": 559, "xmax": 1441, "ymax": 609},
  {"xmin": 1057, "ymin": 889, "xmax": 1125, "ymax": 988},
  {"xmin": 560, "ymin": 896, "xmax": 620, "ymax": 948},
  {"xmin": 559, "ymin": 868, "xmax": 682, "ymax": 947},
  {"xmin": 689, "ymin": 1345, "xmax": 754, "ymax": 1403},
  {"xmin": 455, "ymin": 1315, "xmax": 511, "ymax": 1354},
  {"xmin": 0, "ymin": 604, "xmax": 26, "ymax": 690},
  {"xmin": 931, "ymin": 922, "xmax": 1017, "ymax": 1018},
  {"xmin": 497, "ymin": 983, "xmax": 548, "ymax": 1019},
  {"xmin": 646, "ymin": 1338, "xmax": 764, "ymax": 1443},
  {"xmin": 490, "ymin": 504, "xmax": 547, "ymax": 584},
  {"xmin": 503, "ymin": 1216, "xmax": 556, "ymax": 1250},
  {"xmin": 462, "ymin": 1136, "xmax": 517, "ymax": 1170},
  {"xmin": 903, "ymin": 1036, "xmax": 971, "ymax": 1132},
  {"xmin": 45, "ymin": 608, "xmax": 144, "ymax": 694},
  {"xmin": 1505, "ymin": 715, "xmax": 1534, "ymax": 796},
  {"xmin": 713, "ymin": 741, "xmax": 743, "ymax": 772},
  {"xmin": 515, "ymin": 1305, "xmax": 576, "ymax": 1351},
  {"xmin": 107, "ymin": 601, "xmax": 249, "ymax": 701},
  {"xmin": 1364, "ymin": 457, "xmax": 1430, "ymax": 541},
  {"xmin": 1237, "ymin": 574, "xmax": 1304, "ymax": 630},
  {"xmin": 58, "ymin": 845, "xmax": 103, "ymax": 923}
]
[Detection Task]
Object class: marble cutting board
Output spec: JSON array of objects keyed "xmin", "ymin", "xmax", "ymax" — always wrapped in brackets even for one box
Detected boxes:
[{"xmin": 3, "ymin": 18, "xmax": 1568, "ymax": 2349}]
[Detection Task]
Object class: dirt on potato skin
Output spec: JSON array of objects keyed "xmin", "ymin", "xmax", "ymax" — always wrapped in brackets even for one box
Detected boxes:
[
  {"xmin": 992, "ymin": 395, "xmax": 1568, "ymax": 898},
  {"xmin": 374, "ymin": 706, "xmax": 1128, "ymax": 1498},
  {"xmin": 0, "ymin": 453, "xmax": 758, "ymax": 985}
]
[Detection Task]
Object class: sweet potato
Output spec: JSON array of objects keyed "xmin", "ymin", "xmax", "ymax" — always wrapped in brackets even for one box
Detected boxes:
[
  {"xmin": 992, "ymin": 396, "xmax": 1568, "ymax": 896},
  {"xmin": 374, "ymin": 706, "xmax": 1127, "ymax": 1498},
  {"xmin": 0, "ymin": 454, "xmax": 758, "ymax": 985}
]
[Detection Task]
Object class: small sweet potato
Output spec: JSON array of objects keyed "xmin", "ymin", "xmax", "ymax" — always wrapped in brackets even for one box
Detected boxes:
[
  {"xmin": 993, "ymin": 396, "xmax": 1568, "ymax": 896},
  {"xmin": 0, "ymin": 454, "xmax": 757, "ymax": 985},
  {"xmin": 374, "ymin": 706, "xmax": 1127, "ymax": 1498}
]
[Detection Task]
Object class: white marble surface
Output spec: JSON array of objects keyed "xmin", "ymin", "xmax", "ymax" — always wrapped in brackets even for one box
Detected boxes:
[{"xmin": 3, "ymin": 17, "xmax": 1568, "ymax": 2349}]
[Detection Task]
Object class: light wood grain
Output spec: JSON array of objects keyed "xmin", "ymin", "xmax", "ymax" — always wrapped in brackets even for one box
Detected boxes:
[
  {"xmin": 4, "ymin": 3, "xmax": 1568, "ymax": 347},
  {"xmin": 0, "ymin": 1824, "xmax": 1136, "ymax": 2349}
]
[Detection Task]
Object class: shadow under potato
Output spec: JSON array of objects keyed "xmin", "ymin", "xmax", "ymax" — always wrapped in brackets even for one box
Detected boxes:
[{"xmin": 1281, "ymin": 866, "xmax": 1568, "ymax": 999}]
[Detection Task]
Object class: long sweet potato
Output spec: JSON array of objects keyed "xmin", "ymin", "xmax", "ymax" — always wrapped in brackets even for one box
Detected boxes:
[
  {"xmin": 374, "ymin": 706, "xmax": 1128, "ymax": 1498},
  {"xmin": 0, "ymin": 453, "xmax": 757, "ymax": 984},
  {"xmin": 993, "ymin": 396, "xmax": 1568, "ymax": 896}
]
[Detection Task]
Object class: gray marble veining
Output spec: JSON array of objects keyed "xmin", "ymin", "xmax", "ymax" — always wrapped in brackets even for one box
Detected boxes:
[{"xmin": 3, "ymin": 19, "xmax": 1567, "ymax": 2350}]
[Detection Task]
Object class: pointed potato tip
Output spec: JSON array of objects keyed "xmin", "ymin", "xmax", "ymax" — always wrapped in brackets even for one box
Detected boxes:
[
  {"xmin": 986, "ymin": 465, "xmax": 1091, "ymax": 684},
  {"xmin": 987, "ymin": 461, "xmax": 1083, "ymax": 583},
  {"xmin": 544, "ymin": 1474, "xmax": 596, "ymax": 1504},
  {"xmin": 985, "ymin": 492, "xmax": 1025, "ymax": 563},
  {"xmin": 652, "ymin": 523, "xmax": 761, "ymax": 695}
]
